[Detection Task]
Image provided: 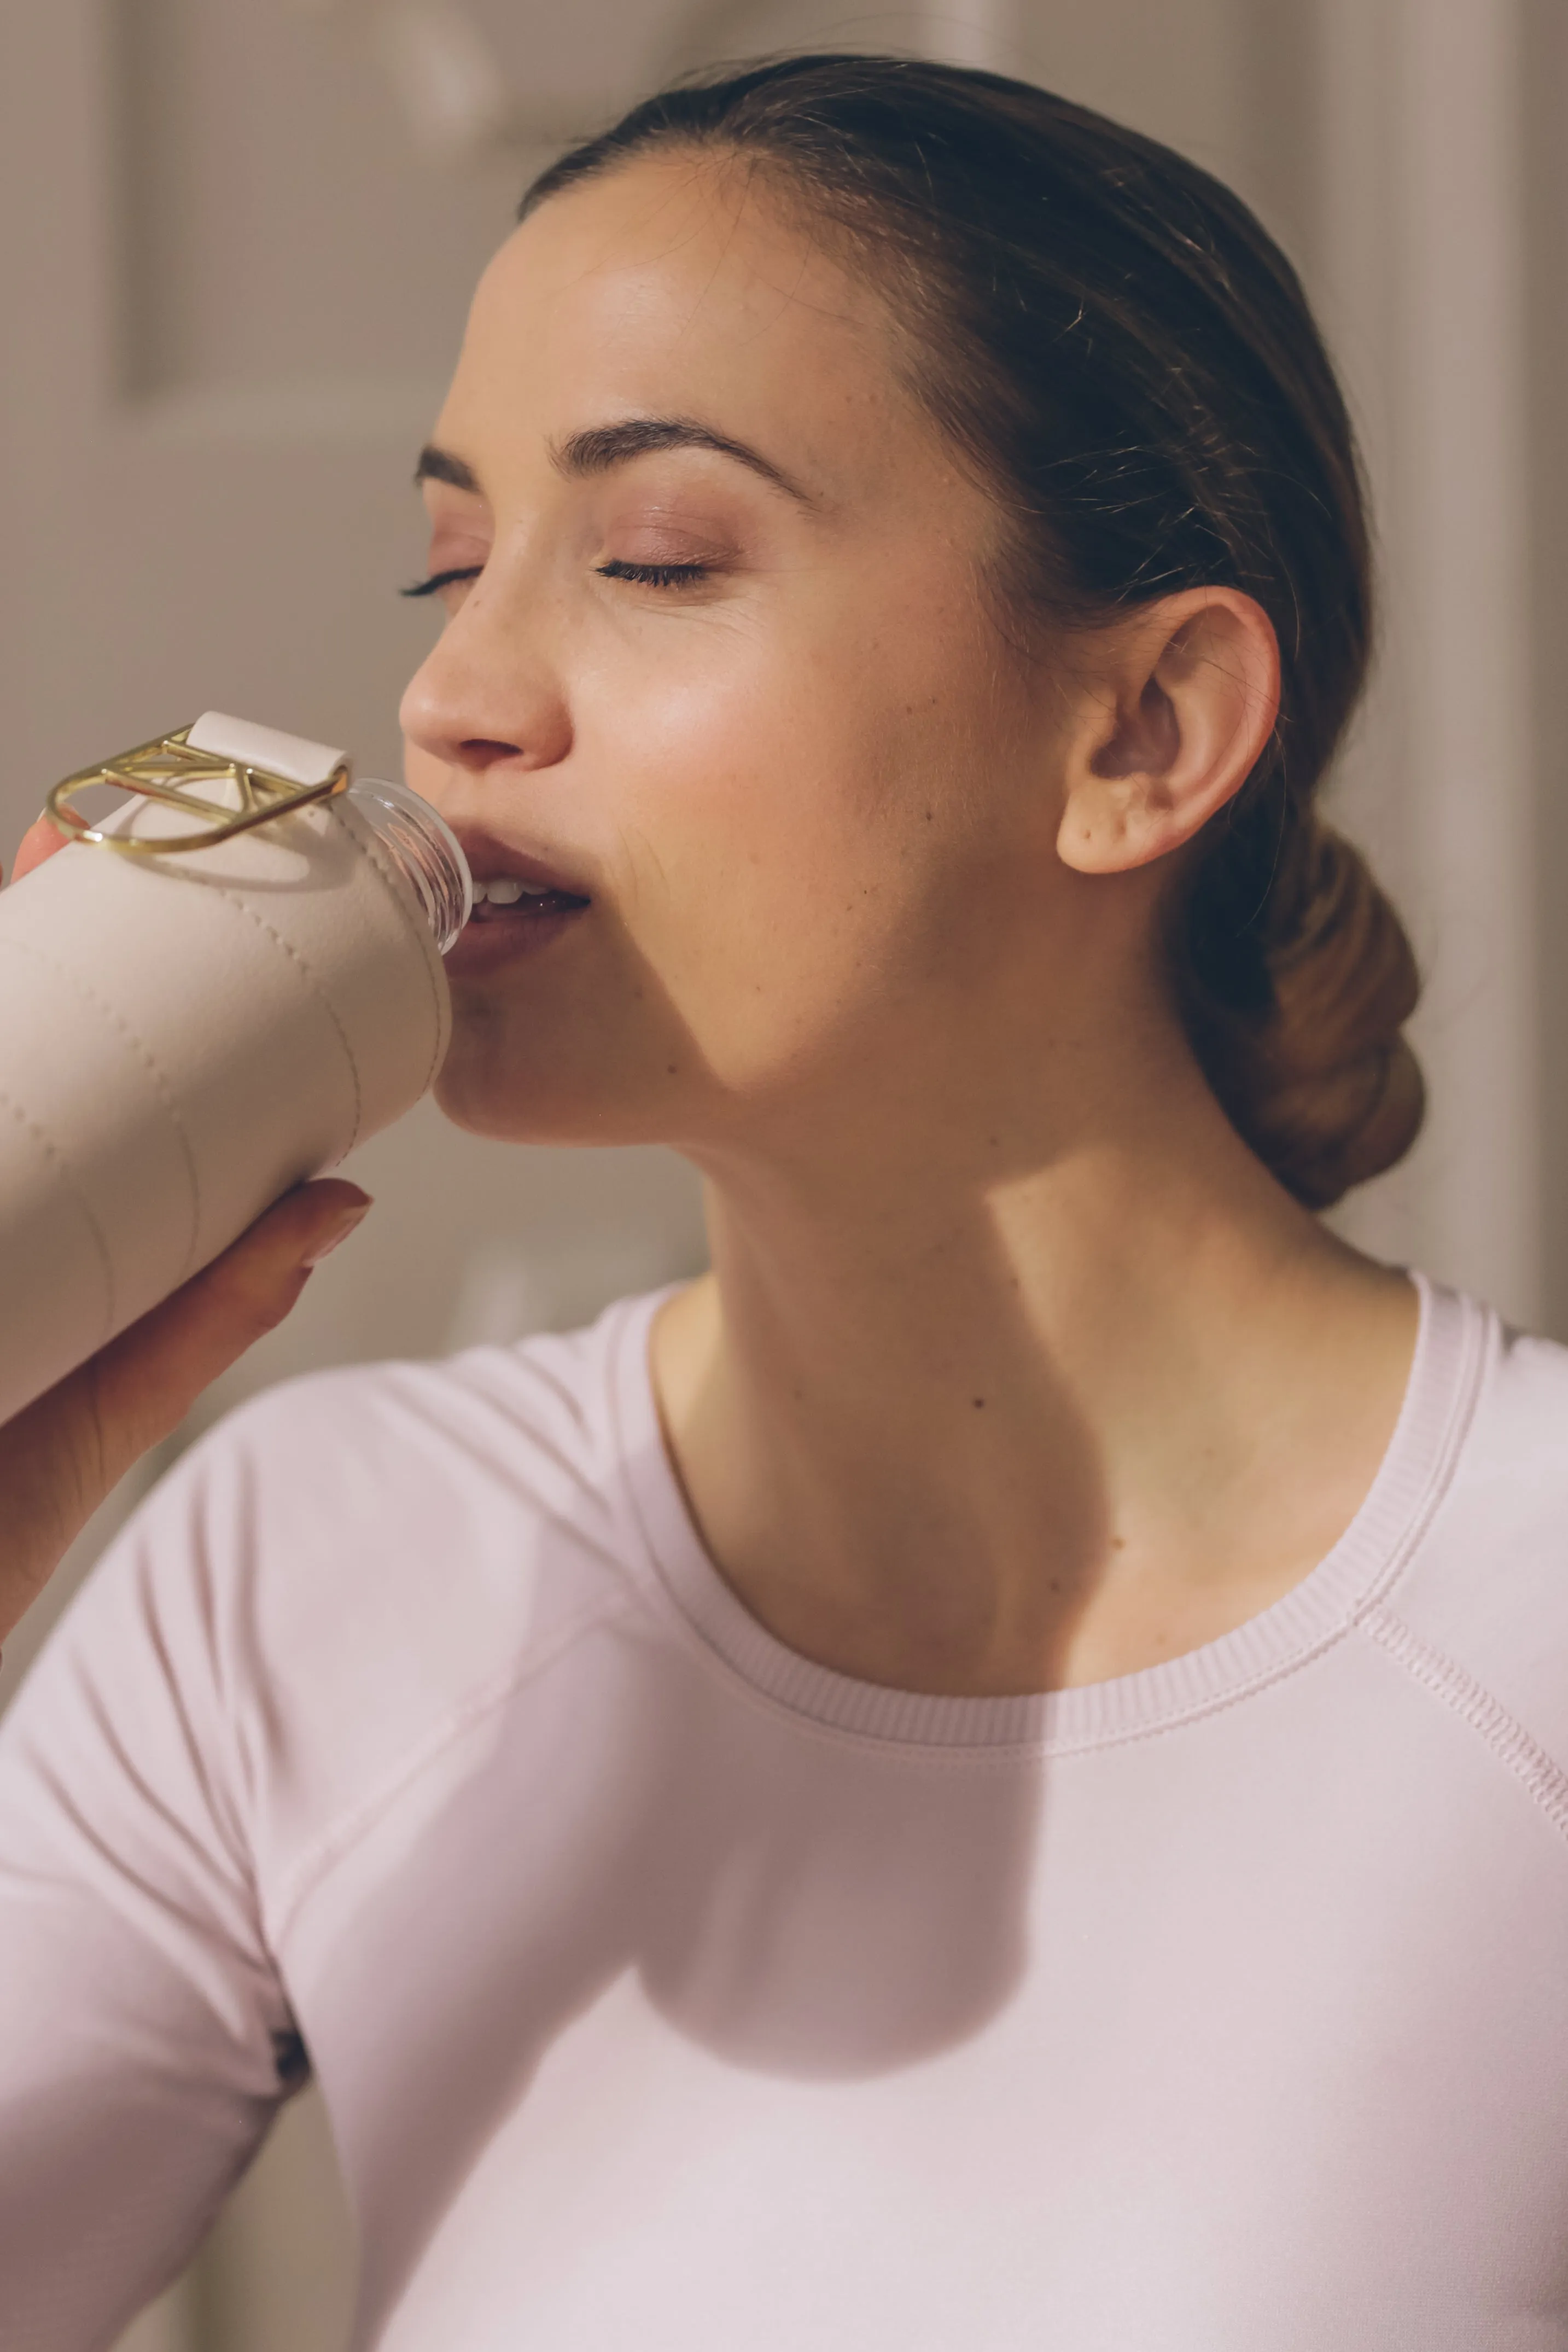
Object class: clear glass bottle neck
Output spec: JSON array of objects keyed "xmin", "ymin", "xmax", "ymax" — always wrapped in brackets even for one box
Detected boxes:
[{"xmin": 346, "ymin": 778, "xmax": 472, "ymax": 954}]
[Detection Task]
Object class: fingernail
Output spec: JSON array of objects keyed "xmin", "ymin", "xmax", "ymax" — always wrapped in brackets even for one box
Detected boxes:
[{"xmin": 302, "ymin": 1202, "xmax": 371, "ymax": 1267}]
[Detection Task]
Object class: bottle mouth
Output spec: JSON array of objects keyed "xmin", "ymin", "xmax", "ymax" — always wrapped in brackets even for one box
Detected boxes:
[{"xmin": 347, "ymin": 777, "xmax": 473, "ymax": 954}]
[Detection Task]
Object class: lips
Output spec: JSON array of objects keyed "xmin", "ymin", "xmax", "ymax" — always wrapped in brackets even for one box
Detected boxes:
[
  {"xmin": 455, "ymin": 828, "xmax": 592, "ymax": 905},
  {"xmin": 444, "ymin": 826, "xmax": 592, "ymax": 975}
]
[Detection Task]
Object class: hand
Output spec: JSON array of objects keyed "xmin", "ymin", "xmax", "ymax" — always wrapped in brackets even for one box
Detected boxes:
[{"xmin": 0, "ymin": 820, "xmax": 372, "ymax": 1646}]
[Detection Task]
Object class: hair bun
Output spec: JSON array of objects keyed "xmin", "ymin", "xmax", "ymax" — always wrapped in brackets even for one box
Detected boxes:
[{"xmin": 1189, "ymin": 820, "xmax": 1425, "ymax": 1211}]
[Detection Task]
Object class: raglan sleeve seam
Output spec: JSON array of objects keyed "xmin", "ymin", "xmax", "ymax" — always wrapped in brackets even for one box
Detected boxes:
[
  {"xmin": 264, "ymin": 1585, "xmax": 642, "ymax": 1955},
  {"xmin": 1357, "ymin": 1600, "xmax": 1568, "ymax": 1853}
]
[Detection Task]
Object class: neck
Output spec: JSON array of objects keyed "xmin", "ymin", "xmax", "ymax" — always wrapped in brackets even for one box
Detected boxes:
[{"xmin": 652, "ymin": 1034, "xmax": 1416, "ymax": 1697}]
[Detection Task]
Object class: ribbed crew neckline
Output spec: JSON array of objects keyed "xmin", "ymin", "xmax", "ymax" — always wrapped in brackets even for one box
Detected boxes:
[{"xmin": 609, "ymin": 1272, "xmax": 1490, "ymax": 1757}]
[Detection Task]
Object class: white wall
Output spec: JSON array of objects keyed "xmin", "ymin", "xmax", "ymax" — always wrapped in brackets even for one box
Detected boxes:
[{"xmin": 1311, "ymin": 0, "xmax": 1544, "ymax": 1330}]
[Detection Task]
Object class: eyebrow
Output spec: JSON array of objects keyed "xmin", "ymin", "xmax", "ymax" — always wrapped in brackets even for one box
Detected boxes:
[
  {"xmin": 552, "ymin": 416, "xmax": 813, "ymax": 504},
  {"xmin": 414, "ymin": 417, "xmax": 816, "ymax": 508},
  {"xmin": 414, "ymin": 444, "xmax": 480, "ymax": 492}
]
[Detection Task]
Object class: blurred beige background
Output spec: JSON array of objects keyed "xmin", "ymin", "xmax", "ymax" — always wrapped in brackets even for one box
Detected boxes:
[{"xmin": 0, "ymin": 0, "xmax": 1563, "ymax": 2345}]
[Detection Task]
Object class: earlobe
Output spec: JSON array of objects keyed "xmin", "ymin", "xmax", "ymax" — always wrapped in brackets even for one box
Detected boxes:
[
  {"xmin": 1055, "ymin": 768, "xmax": 1153, "ymax": 876},
  {"xmin": 1055, "ymin": 588, "xmax": 1280, "ymax": 878}
]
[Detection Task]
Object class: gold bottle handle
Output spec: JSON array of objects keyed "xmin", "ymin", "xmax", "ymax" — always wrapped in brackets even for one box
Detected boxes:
[{"xmin": 46, "ymin": 723, "xmax": 351, "ymax": 858}]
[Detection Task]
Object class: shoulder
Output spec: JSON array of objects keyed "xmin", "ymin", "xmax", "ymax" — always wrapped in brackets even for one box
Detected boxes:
[
  {"xmin": 158, "ymin": 1284, "xmax": 669, "ymax": 1636},
  {"xmin": 1433, "ymin": 1308, "xmax": 1568, "ymax": 1551},
  {"xmin": 43, "ymin": 1290, "xmax": 674, "ymax": 1862},
  {"xmin": 1388, "ymin": 1294, "xmax": 1568, "ymax": 1756},
  {"xmin": 188, "ymin": 1293, "xmax": 644, "ymax": 1550}
]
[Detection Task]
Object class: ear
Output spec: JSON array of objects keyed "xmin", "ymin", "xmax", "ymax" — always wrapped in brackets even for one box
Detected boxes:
[{"xmin": 1055, "ymin": 589, "xmax": 1280, "ymax": 876}]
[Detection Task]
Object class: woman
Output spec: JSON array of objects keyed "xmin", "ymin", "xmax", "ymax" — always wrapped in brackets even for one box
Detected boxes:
[{"xmin": 3, "ymin": 53, "xmax": 1565, "ymax": 2351}]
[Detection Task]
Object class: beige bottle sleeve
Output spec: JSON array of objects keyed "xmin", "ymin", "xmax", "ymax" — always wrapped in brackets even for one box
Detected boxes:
[{"xmin": 0, "ymin": 723, "xmax": 451, "ymax": 1423}]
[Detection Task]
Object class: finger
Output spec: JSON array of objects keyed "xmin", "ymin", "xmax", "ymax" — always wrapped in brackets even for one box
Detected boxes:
[
  {"xmin": 90, "ymin": 1179, "xmax": 374, "ymax": 1459},
  {"xmin": 11, "ymin": 814, "xmax": 71, "ymax": 884},
  {"xmin": 0, "ymin": 1182, "xmax": 370, "ymax": 1642}
]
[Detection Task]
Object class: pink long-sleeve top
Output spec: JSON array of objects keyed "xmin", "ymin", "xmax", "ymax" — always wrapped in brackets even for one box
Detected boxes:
[{"xmin": 3, "ymin": 1276, "xmax": 1568, "ymax": 2348}]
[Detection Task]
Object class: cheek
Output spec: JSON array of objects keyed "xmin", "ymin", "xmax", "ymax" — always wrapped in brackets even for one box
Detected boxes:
[{"xmin": 594, "ymin": 663, "xmax": 964, "ymax": 1084}]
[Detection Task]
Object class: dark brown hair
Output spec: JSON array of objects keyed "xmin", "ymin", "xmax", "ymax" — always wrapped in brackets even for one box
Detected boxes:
[{"xmin": 523, "ymin": 53, "xmax": 1423, "ymax": 1208}]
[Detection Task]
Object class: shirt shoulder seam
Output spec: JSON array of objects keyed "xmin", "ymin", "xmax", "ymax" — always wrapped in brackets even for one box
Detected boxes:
[
  {"xmin": 1357, "ymin": 1602, "xmax": 1568, "ymax": 1848},
  {"xmin": 264, "ymin": 1584, "xmax": 642, "ymax": 1952}
]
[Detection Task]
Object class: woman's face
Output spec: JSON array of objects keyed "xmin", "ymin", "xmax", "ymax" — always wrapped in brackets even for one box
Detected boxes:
[{"xmin": 402, "ymin": 153, "xmax": 1086, "ymax": 1156}]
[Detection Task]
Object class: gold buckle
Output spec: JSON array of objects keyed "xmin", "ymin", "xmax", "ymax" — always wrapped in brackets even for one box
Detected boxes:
[{"xmin": 46, "ymin": 723, "xmax": 351, "ymax": 858}]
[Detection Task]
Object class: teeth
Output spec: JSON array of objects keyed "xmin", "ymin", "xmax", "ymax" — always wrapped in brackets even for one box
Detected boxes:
[{"xmin": 473, "ymin": 876, "xmax": 550, "ymax": 905}]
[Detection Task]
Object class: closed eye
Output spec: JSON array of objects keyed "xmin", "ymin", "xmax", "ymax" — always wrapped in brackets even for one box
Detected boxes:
[
  {"xmin": 400, "ymin": 565, "xmax": 484, "ymax": 598},
  {"xmin": 596, "ymin": 558, "xmax": 713, "ymax": 589}
]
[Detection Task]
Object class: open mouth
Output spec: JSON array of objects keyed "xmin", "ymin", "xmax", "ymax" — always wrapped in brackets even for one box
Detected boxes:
[
  {"xmin": 443, "ymin": 831, "xmax": 594, "ymax": 973},
  {"xmin": 469, "ymin": 875, "xmax": 592, "ymax": 922}
]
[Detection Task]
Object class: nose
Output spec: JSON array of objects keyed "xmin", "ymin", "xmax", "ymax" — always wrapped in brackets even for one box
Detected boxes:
[{"xmin": 399, "ymin": 578, "xmax": 573, "ymax": 786}]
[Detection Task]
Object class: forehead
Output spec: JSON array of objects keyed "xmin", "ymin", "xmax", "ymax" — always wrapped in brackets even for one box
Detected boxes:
[{"xmin": 435, "ymin": 152, "xmax": 934, "ymax": 496}]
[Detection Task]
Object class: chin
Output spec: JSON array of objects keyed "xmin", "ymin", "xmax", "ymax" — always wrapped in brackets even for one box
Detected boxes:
[
  {"xmin": 433, "ymin": 974, "xmax": 724, "ymax": 1148},
  {"xmin": 430, "ymin": 1055, "xmax": 679, "ymax": 1150}
]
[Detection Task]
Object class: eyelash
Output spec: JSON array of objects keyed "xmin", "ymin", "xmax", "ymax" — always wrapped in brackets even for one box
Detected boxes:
[
  {"xmin": 400, "ymin": 566, "xmax": 482, "ymax": 598},
  {"xmin": 596, "ymin": 558, "xmax": 712, "ymax": 590},
  {"xmin": 399, "ymin": 557, "xmax": 714, "ymax": 599}
]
